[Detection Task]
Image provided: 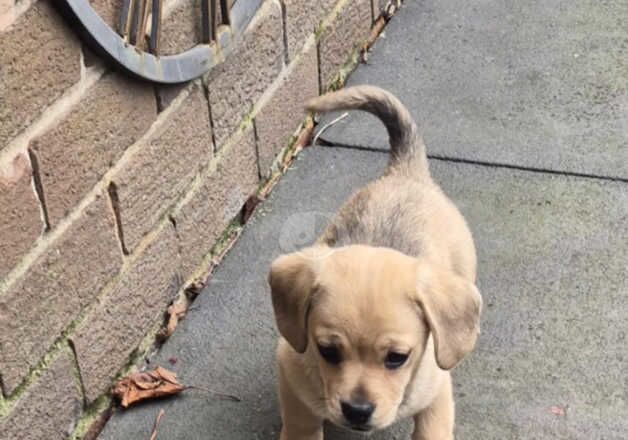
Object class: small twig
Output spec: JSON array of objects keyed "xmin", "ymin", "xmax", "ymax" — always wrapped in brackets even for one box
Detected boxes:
[
  {"xmin": 312, "ymin": 112, "xmax": 349, "ymax": 145},
  {"xmin": 149, "ymin": 409, "xmax": 165, "ymax": 440},
  {"xmin": 185, "ymin": 385, "xmax": 241, "ymax": 402}
]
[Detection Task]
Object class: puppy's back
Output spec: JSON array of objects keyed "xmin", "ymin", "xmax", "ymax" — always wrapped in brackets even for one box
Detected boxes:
[{"xmin": 311, "ymin": 87, "xmax": 475, "ymax": 277}]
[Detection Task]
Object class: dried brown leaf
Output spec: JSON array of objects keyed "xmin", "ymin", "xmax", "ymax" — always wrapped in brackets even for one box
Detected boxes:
[
  {"xmin": 157, "ymin": 302, "xmax": 189, "ymax": 342},
  {"xmin": 112, "ymin": 367, "xmax": 185, "ymax": 408}
]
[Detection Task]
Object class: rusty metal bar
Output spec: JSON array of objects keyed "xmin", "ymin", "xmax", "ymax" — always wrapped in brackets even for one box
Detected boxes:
[
  {"xmin": 201, "ymin": 0, "xmax": 213, "ymax": 43},
  {"xmin": 220, "ymin": 0, "xmax": 230, "ymax": 25},
  {"xmin": 211, "ymin": 0, "xmax": 218, "ymax": 37},
  {"xmin": 119, "ymin": 0, "xmax": 135, "ymax": 39},
  {"xmin": 149, "ymin": 0, "xmax": 163, "ymax": 54},
  {"xmin": 129, "ymin": 0, "xmax": 142, "ymax": 45},
  {"xmin": 136, "ymin": 0, "xmax": 151, "ymax": 49}
]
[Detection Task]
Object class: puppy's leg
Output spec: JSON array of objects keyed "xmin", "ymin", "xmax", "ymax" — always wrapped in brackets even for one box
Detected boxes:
[
  {"xmin": 278, "ymin": 366, "xmax": 323, "ymax": 440},
  {"xmin": 412, "ymin": 374, "xmax": 454, "ymax": 440}
]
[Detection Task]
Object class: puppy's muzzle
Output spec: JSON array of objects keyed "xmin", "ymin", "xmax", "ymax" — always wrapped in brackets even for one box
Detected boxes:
[{"xmin": 341, "ymin": 400, "xmax": 375, "ymax": 430}]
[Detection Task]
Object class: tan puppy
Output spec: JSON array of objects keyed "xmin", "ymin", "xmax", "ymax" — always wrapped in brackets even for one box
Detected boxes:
[{"xmin": 268, "ymin": 86, "xmax": 482, "ymax": 440}]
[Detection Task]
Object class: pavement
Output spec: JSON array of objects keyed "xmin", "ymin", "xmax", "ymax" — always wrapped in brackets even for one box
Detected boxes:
[{"xmin": 100, "ymin": 1, "xmax": 627, "ymax": 439}]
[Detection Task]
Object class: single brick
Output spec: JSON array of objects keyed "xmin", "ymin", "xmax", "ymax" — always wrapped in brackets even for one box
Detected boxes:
[
  {"xmin": 88, "ymin": 0, "xmax": 123, "ymax": 29},
  {"xmin": 254, "ymin": 44, "xmax": 318, "ymax": 177},
  {"xmin": 71, "ymin": 224, "xmax": 181, "ymax": 402},
  {"xmin": 174, "ymin": 127, "xmax": 259, "ymax": 279},
  {"xmin": 206, "ymin": 0, "xmax": 284, "ymax": 148},
  {"xmin": 0, "ymin": 153, "xmax": 42, "ymax": 279},
  {"xmin": 284, "ymin": 0, "xmax": 336, "ymax": 60},
  {"xmin": 318, "ymin": 0, "xmax": 372, "ymax": 89},
  {"xmin": 0, "ymin": 2, "xmax": 81, "ymax": 150},
  {"xmin": 113, "ymin": 83, "xmax": 214, "ymax": 252},
  {"xmin": 0, "ymin": 193, "xmax": 122, "ymax": 394},
  {"xmin": 0, "ymin": 350, "xmax": 82, "ymax": 440},
  {"xmin": 30, "ymin": 73, "xmax": 157, "ymax": 226}
]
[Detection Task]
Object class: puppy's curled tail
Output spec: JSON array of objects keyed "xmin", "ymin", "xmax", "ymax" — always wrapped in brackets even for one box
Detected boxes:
[{"xmin": 306, "ymin": 85, "xmax": 428, "ymax": 176}]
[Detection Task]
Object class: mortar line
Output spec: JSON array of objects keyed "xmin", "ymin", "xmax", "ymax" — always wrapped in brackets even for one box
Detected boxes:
[{"xmin": 316, "ymin": 141, "xmax": 628, "ymax": 183}]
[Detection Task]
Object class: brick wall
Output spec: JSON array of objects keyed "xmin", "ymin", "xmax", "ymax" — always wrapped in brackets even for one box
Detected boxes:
[{"xmin": 0, "ymin": 0, "xmax": 388, "ymax": 437}]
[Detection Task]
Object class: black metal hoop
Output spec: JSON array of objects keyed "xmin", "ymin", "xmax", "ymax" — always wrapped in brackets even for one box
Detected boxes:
[{"xmin": 56, "ymin": 0, "xmax": 263, "ymax": 84}]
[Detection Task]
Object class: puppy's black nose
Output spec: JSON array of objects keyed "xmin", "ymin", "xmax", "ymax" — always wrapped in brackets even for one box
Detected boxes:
[{"xmin": 341, "ymin": 400, "xmax": 375, "ymax": 426}]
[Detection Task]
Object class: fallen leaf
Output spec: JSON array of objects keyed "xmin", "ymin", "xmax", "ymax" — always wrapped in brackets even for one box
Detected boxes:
[
  {"xmin": 149, "ymin": 409, "xmax": 165, "ymax": 440},
  {"xmin": 112, "ymin": 367, "xmax": 185, "ymax": 408},
  {"xmin": 548, "ymin": 406, "xmax": 566, "ymax": 416},
  {"xmin": 157, "ymin": 302, "xmax": 189, "ymax": 342},
  {"xmin": 166, "ymin": 303, "xmax": 188, "ymax": 336}
]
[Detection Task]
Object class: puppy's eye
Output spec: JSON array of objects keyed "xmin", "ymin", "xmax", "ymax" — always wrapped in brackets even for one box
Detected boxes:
[
  {"xmin": 317, "ymin": 344, "xmax": 341, "ymax": 365},
  {"xmin": 385, "ymin": 352, "xmax": 409, "ymax": 369}
]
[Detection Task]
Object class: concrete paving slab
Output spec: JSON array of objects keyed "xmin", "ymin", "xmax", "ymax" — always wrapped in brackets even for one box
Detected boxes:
[
  {"xmin": 319, "ymin": 0, "xmax": 628, "ymax": 179},
  {"xmin": 100, "ymin": 145, "xmax": 627, "ymax": 439}
]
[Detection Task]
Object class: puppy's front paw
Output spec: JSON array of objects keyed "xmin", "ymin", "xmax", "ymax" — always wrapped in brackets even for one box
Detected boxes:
[{"xmin": 412, "ymin": 375, "xmax": 454, "ymax": 440}]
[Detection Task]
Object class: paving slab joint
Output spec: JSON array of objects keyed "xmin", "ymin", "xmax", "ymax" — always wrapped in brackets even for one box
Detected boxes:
[{"xmin": 316, "ymin": 141, "xmax": 628, "ymax": 183}]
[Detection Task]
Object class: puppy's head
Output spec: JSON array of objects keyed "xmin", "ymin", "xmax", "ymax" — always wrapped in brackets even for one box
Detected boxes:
[{"xmin": 269, "ymin": 245, "xmax": 481, "ymax": 432}]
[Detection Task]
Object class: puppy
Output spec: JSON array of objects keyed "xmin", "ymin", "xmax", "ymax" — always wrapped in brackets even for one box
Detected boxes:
[{"xmin": 268, "ymin": 86, "xmax": 482, "ymax": 440}]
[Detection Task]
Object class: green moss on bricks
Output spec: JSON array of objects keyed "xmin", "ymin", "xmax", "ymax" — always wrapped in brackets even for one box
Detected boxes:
[
  {"xmin": 67, "ymin": 320, "xmax": 164, "ymax": 439},
  {"xmin": 0, "ymin": 393, "xmax": 7, "ymax": 418},
  {"xmin": 238, "ymin": 110, "xmax": 255, "ymax": 133},
  {"xmin": 327, "ymin": 47, "xmax": 361, "ymax": 92},
  {"xmin": 314, "ymin": 0, "xmax": 353, "ymax": 42},
  {"xmin": 215, "ymin": 221, "xmax": 243, "ymax": 248},
  {"xmin": 314, "ymin": 24, "xmax": 325, "ymax": 40},
  {"xmin": 1, "ymin": 339, "xmax": 67, "ymax": 408}
]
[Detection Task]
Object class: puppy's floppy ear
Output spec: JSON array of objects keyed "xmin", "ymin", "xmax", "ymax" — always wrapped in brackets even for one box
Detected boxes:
[
  {"xmin": 268, "ymin": 247, "xmax": 325, "ymax": 353},
  {"xmin": 413, "ymin": 261, "xmax": 482, "ymax": 370}
]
